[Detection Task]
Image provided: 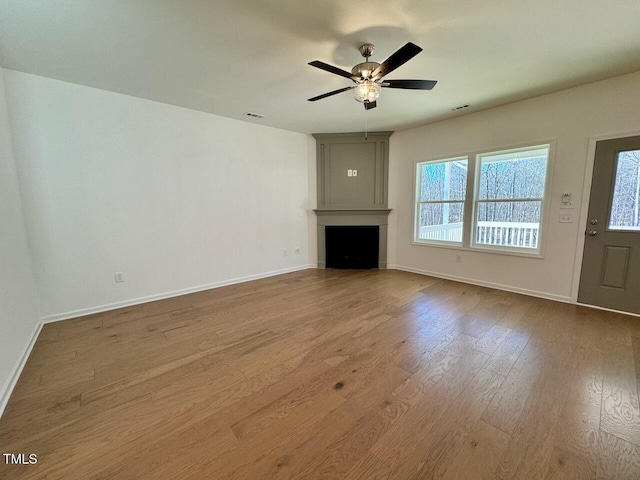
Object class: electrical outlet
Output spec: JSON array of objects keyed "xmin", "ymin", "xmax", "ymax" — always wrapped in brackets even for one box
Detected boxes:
[
  {"xmin": 347, "ymin": 169, "xmax": 353, "ymax": 177},
  {"xmin": 559, "ymin": 213, "xmax": 574, "ymax": 223},
  {"xmin": 560, "ymin": 201, "xmax": 575, "ymax": 209},
  {"xmin": 282, "ymin": 249, "xmax": 288, "ymax": 257},
  {"xmin": 294, "ymin": 247, "xmax": 300, "ymax": 254},
  {"xmin": 114, "ymin": 272, "xmax": 125, "ymax": 283},
  {"xmin": 455, "ymin": 254, "xmax": 462, "ymax": 263}
]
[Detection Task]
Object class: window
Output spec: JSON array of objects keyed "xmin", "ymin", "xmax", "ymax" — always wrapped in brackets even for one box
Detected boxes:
[
  {"xmin": 413, "ymin": 143, "xmax": 552, "ymax": 255},
  {"xmin": 414, "ymin": 157, "xmax": 468, "ymax": 245},
  {"xmin": 609, "ymin": 149, "xmax": 640, "ymax": 231},
  {"xmin": 474, "ymin": 145, "xmax": 550, "ymax": 252}
]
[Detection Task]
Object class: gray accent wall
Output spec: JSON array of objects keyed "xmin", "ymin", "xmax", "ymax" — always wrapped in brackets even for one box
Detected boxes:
[
  {"xmin": 314, "ymin": 132, "xmax": 391, "ymax": 210},
  {"xmin": 313, "ymin": 132, "xmax": 392, "ymax": 269}
]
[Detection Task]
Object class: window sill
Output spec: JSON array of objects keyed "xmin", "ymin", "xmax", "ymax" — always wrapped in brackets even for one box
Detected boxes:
[{"xmin": 411, "ymin": 239, "xmax": 545, "ymax": 259}]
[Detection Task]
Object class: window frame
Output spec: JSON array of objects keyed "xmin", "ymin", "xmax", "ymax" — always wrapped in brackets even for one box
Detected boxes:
[
  {"xmin": 413, "ymin": 156, "xmax": 469, "ymax": 247},
  {"xmin": 411, "ymin": 140, "xmax": 555, "ymax": 258}
]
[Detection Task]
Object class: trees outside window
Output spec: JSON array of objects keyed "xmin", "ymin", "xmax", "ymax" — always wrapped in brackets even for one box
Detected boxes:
[{"xmin": 609, "ymin": 150, "xmax": 640, "ymax": 230}]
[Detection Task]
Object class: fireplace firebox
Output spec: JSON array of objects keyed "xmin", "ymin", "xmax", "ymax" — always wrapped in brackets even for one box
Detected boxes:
[{"xmin": 325, "ymin": 226, "xmax": 379, "ymax": 269}]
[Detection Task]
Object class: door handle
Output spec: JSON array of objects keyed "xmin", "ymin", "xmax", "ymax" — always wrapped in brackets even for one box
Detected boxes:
[{"xmin": 588, "ymin": 230, "xmax": 598, "ymax": 236}]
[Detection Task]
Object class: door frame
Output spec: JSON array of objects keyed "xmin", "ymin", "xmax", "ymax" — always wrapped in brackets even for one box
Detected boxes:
[{"xmin": 570, "ymin": 128, "xmax": 640, "ymax": 313}]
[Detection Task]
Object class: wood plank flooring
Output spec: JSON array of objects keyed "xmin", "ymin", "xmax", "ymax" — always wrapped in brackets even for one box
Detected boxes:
[{"xmin": 1, "ymin": 269, "xmax": 640, "ymax": 479}]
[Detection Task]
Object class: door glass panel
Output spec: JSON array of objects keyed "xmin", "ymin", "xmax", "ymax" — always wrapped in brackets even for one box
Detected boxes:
[{"xmin": 609, "ymin": 149, "xmax": 640, "ymax": 230}]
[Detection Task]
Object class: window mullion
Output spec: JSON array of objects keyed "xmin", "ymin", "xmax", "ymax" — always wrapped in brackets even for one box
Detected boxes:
[{"xmin": 463, "ymin": 155, "xmax": 476, "ymax": 248}]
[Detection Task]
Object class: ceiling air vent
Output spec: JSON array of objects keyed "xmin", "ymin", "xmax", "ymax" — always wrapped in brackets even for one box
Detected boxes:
[
  {"xmin": 244, "ymin": 112, "xmax": 265, "ymax": 119},
  {"xmin": 451, "ymin": 104, "xmax": 470, "ymax": 111}
]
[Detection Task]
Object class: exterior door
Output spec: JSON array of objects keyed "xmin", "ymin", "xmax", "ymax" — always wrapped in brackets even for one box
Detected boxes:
[{"xmin": 578, "ymin": 136, "xmax": 640, "ymax": 314}]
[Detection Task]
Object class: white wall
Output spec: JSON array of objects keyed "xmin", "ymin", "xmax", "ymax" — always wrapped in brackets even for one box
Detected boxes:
[
  {"xmin": 389, "ymin": 71, "xmax": 640, "ymax": 301},
  {"xmin": 0, "ymin": 68, "xmax": 41, "ymax": 414},
  {"xmin": 4, "ymin": 71, "xmax": 312, "ymax": 321}
]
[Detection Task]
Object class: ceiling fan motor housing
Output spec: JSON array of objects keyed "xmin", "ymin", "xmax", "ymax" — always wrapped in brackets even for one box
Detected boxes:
[{"xmin": 351, "ymin": 62, "xmax": 380, "ymax": 80}]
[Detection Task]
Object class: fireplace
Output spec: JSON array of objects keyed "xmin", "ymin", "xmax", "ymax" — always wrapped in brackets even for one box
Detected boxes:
[
  {"xmin": 326, "ymin": 226, "xmax": 379, "ymax": 269},
  {"xmin": 312, "ymin": 132, "xmax": 393, "ymax": 269},
  {"xmin": 314, "ymin": 209, "xmax": 391, "ymax": 269}
]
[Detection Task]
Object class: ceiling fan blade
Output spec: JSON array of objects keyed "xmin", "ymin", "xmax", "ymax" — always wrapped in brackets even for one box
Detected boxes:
[
  {"xmin": 308, "ymin": 86, "xmax": 355, "ymax": 102},
  {"xmin": 308, "ymin": 61, "xmax": 356, "ymax": 80},
  {"xmin": 372, "ymin": 42, "xmax": 423, "ymax": 79},
  {"xmin": 382, "ymin": 79, "xmax": 437, "ymax": 90},
  {"xmin": 364, "ymin": 101, "xmax": 377, "ymax": 110}
]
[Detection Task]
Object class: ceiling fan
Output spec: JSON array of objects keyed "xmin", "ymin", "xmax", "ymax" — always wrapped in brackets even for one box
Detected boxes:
[{"xmin": 307, "ymin": 42, "xmax": 437, "ymax": 110}]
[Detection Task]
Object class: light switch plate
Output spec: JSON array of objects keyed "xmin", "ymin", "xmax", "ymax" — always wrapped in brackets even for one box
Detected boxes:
[
  {"xmin": 347, "ymin": 169, "xmax": 353, "ymax": 177},
  {"xmin": 352, "ymin": 169, "xmax": 357, "ymax": 177}
]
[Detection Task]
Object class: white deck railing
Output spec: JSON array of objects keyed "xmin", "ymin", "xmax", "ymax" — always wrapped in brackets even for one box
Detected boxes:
[
  {"xmin": 418, "ymin": 221, "xmax": 540, "ymax": 248},
  {"xmin": 418, "ymin": 222, "xmax": 464, "ymax": 242}
]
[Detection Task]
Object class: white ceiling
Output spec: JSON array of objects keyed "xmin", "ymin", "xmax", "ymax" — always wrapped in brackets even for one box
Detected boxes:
[{"xmin": 1, "ymin": 0, "xmax": 639, "ymax": 134}]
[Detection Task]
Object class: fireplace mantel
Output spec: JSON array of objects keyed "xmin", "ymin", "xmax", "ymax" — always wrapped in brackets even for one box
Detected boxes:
[{"xmin": 314, "ymin": 209, "xmax": 392, "ymax": 218}]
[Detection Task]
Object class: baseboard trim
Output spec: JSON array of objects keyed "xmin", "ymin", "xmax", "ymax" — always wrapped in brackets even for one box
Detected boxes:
[
  {"xmin": 42, "ymin": 264, "xmax": 315, "ymax": 324},
  {"xmin": 0, "ymin": 318, "xmax": 43, "ymax": 418},
  {"xmin": 388, "ymin": 264, "xmax": 571, "ymax": 304}
]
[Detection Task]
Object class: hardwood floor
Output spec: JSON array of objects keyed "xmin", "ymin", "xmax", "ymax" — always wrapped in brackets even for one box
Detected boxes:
[{"xmin": 1, "ymin": 269, "xmax": 640, "ymax": 479}]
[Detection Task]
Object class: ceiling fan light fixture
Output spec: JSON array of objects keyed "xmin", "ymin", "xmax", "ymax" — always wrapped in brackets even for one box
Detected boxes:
[
  {"xmin": 353, "ymin": 81, "xmax": 380, "ymax": 103},
  {"xmin": 307, "ymin": 42, "xmax": 435, "ymax": 110}
]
